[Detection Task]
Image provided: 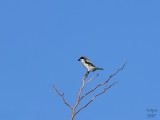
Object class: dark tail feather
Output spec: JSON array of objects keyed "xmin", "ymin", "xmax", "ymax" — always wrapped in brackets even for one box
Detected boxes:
[{"xmin": 96, "ymin": 68, "xmax": 104, "ymax": 70}]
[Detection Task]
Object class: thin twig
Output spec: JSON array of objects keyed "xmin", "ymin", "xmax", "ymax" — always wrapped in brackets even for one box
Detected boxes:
[
  {"xmin": 80, "ymin": 61, "xmax": 127, "ymax": 101},
  {"xmin": 75, "ymin": 81, "xmax": 118, "ymax": 116},
  {"xmin": 70, "ymin": 71, "xmax": 89, "ymax": 120},
  {"xmin": 53, "ymin": 85, "xmax": 73, "ymax": 109},
  {"xmin": 85, "ymin": 73, "xmax": 99, "ymax": 84}
]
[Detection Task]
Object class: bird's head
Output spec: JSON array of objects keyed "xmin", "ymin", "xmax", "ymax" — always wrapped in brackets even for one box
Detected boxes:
[{"xmin": 78, "ymin": 56, "xmax": 86, "ymax": 61}]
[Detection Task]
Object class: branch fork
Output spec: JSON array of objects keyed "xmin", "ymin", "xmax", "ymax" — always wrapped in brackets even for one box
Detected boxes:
[{"xmin": 53, "ymin": 61, "xmax": 127, "ymax": 120}]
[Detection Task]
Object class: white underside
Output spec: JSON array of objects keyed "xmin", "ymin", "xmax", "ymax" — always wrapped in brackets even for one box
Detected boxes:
[{"xmin": 80, "ymin": 59, "xmax": 96, "ymax": 72}]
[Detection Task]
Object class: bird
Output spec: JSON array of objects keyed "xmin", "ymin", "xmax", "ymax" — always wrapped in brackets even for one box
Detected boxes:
[{"xmin": 78, "ymin": 56, "xmax": 104, "ymax": 73}]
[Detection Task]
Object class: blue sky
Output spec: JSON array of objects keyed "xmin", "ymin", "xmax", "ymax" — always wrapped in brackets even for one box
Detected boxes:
[{"xmin": 0, "ymin": 0, "xmax": 160, "ymax": 120}]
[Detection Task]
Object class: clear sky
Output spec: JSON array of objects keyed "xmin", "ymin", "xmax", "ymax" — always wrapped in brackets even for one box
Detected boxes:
[{"xmin": 0, "ymin": 0, "xmax": 160, "ymax": 120}]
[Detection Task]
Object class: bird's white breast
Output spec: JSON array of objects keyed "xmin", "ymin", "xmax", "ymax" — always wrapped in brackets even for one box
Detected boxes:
[{"xmin": 80, "ymin": 59, "xmax": 96, "ymax": 71}]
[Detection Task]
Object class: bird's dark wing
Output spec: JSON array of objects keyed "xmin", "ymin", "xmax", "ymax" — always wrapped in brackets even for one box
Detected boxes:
[{"xmin": 85, "ymin": 59, "xmax": 96, "ymax": 67}]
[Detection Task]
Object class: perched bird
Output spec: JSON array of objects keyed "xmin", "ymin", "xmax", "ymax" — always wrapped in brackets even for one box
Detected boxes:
[{"xmin": 78, "ymin": 56, "xmax": 104, "ymax": 73}]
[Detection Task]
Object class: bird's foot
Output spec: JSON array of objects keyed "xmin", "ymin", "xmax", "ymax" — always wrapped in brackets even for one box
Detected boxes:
[{"xmin": 85, "ymin": 71, "xmax": 90, "ymax": 78}]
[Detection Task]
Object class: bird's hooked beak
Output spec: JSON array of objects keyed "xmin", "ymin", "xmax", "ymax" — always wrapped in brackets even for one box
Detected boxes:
[{"xmin": 78, "ymin": 58, "xmax": 80, "ymax": 61}]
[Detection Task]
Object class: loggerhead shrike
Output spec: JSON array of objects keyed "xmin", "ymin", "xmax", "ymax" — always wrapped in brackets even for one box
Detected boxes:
[{"xmin": 78, "ymin": 56, "xmax": 104, "ymax": 72}]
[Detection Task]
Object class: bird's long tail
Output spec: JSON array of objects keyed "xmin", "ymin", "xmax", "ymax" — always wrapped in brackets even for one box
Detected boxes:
[{"xmin": 96, "ymin": 68, "xmax": 104, "ymax": 70}]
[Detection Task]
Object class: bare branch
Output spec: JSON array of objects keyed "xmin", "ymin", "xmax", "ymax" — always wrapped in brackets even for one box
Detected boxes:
[
  {"xmin": 85, "ymin": 73, "xmax": 99, "ymax": 84},
  {"xmin": 54, "ymin": 61, "xmax": 127, "ymax": 120},
  {"xmin": 75, "ymin": 81, "xmax": 118, "ymax": 116},
  {"xmin": 53, "ymin": 85, "xmax": 73, "ymax": 109},
  {"xmin": 70, "ymin": 71, "xmax": 90, "ymax": 120},
  {"xmin": 110, "ymin": 60, "xmax": 127, "ymax": 78},
  {"xmin": 80, "ymin": 61, "xmax": 127, "ymax": 101}
]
